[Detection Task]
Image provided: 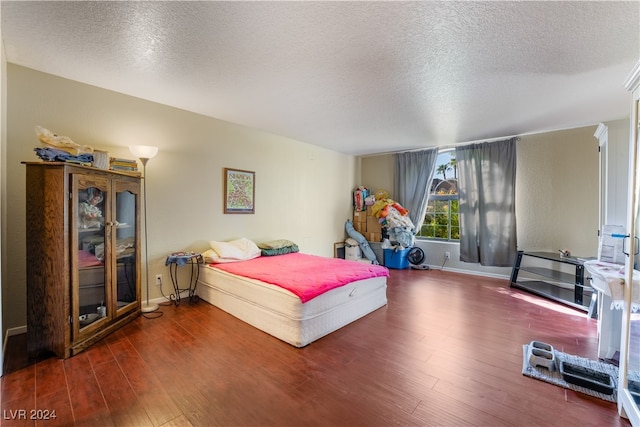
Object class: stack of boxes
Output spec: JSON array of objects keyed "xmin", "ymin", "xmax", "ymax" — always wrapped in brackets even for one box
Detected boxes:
[
  {"xmin": 352, "ymin": 209, "xmax": 366, "ymax": 234},
  {"xmin": 351, "ymin": 186, "xmax": 384, "ymax": 265},
  {"xmin": 352, "ymin": 206, "xmax": 382, "ymax": 242},
  {"xmin": 351, "ymin": 187, "xmax": 413, "ymax": 269}
]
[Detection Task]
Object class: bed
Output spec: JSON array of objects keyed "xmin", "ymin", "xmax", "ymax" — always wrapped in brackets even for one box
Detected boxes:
[{"xmin": 196, "ymin": 245, "xmax": 389, "ymax": 347}]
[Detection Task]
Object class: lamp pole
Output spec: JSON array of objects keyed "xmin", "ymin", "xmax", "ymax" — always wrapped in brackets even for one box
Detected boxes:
[
  {"xmin": 129, "ymin": 145, "xmax": 159, "ymax": 313},
  {"xmin": 139, "ymin": 157, "xmax": 158, "ymax": 313}
]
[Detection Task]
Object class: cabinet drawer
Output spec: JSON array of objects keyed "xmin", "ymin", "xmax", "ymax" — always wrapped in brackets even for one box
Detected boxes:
[{"xmin": 79, "ymin": 266, "xmax": 104, "ymax": 287}]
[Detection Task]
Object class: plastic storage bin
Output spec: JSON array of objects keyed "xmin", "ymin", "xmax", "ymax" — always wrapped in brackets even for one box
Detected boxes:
[
  {"xmin": 384, "ymin": 248, "xmax": 410, "ymax": 269},
  {"xmin": 345, "ymin": 245, "xmax": 361, "ymax": 261}
]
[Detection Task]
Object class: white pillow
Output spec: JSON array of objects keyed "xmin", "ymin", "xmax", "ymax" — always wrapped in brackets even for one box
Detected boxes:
[
  {"xmin": 201, "ymin": 249, "xmax": 219, "ymax": 264},
  {"xmin": 207, "ymin": 238, "xmax": 261, "ymax": 263}
]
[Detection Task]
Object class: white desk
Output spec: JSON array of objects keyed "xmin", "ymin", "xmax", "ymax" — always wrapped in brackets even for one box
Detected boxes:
[{"xmin": 584, "ymin": 260, "xmax": 639, "ymax": 359}]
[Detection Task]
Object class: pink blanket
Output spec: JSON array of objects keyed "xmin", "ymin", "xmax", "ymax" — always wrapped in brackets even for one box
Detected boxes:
[
  {"xmin": 209, "ymin": 253, "xmax": 389, "ymax": 302},
  {"xmin": 78, "ymin": 249, "xmax": 103, "ymax": 268}
]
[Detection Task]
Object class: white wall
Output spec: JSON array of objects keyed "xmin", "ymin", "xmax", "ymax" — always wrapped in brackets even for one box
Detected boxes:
[
  {"xmin": 516, "ymin": 127, "xmax": 599, "ymax": 255},
  {"xmin": 360, "ymin": 154, "xmax": 393, "ymax": 196},
  {"xmin": 3, "ymin": 64, "xmax": 358, "ymax": 331}
]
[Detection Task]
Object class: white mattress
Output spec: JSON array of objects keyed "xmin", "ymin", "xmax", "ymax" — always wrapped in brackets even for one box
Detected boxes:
[{"xmin": 197, "ymin": 264, "xmax": 387, "ymax": 347}]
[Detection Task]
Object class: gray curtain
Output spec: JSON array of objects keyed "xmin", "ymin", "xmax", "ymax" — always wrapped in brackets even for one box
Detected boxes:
[
  {"xmin": 456, "ymin": 138, "xmax": 517, "ymax": 266},
  {"xmin": 393, "ymin": 148, "xmax": 439, "ymax": 232}
]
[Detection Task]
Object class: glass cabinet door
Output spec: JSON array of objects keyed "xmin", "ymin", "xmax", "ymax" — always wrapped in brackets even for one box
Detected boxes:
[
  {"xmin": 72, "ymin": 175, "xmax": 110, "ymax": 338},
  {"xmin": 113, "ymin": 181, "xmax": 139, "ymax": 314},
  {"xmin": 71, "ymin": 174, "xmax": 140, "ymax": 340}
]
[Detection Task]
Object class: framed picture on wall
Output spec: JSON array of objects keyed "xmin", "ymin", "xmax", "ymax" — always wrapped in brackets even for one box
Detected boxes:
[{"xmin": 223, "ymin": 168, "xmax": 255, "ymax": 214}]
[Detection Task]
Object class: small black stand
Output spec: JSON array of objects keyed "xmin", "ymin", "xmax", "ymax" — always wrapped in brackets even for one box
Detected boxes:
[
  {"xmin": 165, "ymin": 252, "xmax": 203, "ymax": 306},
  {"xmin": 510, "ymin": 250, "xmax": 595, "ymax": 314}
]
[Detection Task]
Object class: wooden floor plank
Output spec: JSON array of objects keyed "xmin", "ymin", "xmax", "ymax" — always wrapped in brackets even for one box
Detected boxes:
[
  {"xmin": 34, "ymin": 389, "xmax": 75, "ymax": 427},
  {"xmin": 107, "ymin": 337, "xmax": 183, "ymax": 426},
  {"xmin": 62, "ymin": 353, "xmax": 113, "ymax": 427},
  {"xmin": 2, "ymin": 269, "xmax": 633, "ymax": 426}
]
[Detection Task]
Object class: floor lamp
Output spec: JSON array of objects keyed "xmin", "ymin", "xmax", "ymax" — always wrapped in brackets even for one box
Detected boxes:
[{"xmin": 129, "ymin": 145, "xmax": 159, "ymax": 313}]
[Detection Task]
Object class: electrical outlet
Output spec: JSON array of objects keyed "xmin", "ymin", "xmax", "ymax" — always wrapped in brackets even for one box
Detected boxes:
[
  {"xmin": 444, "ymin": 251, "xmax": 451, "ymax": 260},
  {"xmin": 155, "ymin": 274, "xmax": 162, "ymax": 286}
]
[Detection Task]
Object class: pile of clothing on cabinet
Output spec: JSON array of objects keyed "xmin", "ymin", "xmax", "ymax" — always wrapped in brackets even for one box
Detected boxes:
[{"xmin": 33, "ymin": 125, "xmax": 95, "ymax": 165}]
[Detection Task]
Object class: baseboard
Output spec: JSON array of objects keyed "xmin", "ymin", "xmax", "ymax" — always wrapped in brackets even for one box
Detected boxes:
[
  {"xmin": 5, "ymin": 325, "xmax": 27, "ymax": 337},
  {"xmin": 426, "ymin": 264, "xmax": 511, "ymax": 280},
  {"xmin": 149, "ymin": 290, "xmax": 192, "ymax": 306},
  {"xmin": 3, "ymin": 325, "xmax": 27, "ymax": 355}
]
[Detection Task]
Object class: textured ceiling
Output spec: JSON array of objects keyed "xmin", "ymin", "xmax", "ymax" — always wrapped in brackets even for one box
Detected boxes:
[{"xmin": 2, "ymin": 1, "xmax": 639, "ymax": 155}]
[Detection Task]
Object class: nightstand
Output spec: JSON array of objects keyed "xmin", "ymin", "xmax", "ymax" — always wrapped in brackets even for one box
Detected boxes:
[{"xmin": 164, "ymin": 252, "xmax": 203, "ymax": 305}]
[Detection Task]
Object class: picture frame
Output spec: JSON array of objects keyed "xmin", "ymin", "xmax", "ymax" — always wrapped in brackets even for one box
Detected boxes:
[{"xmin": 223, "ymin": 168, "xmax": 255, "ymax": 214}]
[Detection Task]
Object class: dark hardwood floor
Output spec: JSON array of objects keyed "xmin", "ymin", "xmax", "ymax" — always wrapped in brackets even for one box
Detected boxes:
[{"xmin": 0, "ymin": 269, "xmax": 631, "ymax": 426}]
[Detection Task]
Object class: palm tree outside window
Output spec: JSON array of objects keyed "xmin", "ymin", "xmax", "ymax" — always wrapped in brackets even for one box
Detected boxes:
[{"xmin": 417, "ymin": 149, "xmax": 459, "ymax": 241}]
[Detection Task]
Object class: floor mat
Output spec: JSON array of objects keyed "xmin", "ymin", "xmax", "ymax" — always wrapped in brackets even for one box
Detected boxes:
[{"xmin": 522, "ymin": 343, "xmax": 618, "ymax": 402}]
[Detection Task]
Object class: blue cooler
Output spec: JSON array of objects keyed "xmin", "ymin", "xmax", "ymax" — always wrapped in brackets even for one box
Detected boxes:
[{"xmin": 384, "ymin": 248, "xmax": 410, "ymax": 269}]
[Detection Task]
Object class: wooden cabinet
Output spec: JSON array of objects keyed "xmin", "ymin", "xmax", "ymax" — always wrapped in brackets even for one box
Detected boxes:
[{"xmin": 24, "ymin": 162, "xmax": 141, "ymax": 359}]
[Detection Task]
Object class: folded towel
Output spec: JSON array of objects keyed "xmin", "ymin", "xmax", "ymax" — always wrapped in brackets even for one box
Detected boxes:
[
  {"xmin": 165, "ymin": 253, "xmax": 201, "ymax": 267},
  {"xmin": 35, "ymin": 147, "xmax": 94, "ymax": 163}
]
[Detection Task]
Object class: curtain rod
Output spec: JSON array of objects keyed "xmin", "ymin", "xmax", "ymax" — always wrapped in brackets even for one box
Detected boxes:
[
  {"xmin": 362, "ymin": 134, "xmax": 522, "ymax": 158},
  {"xmin": 362, "ymin": 120, "xmax": 603, "ymax": 158}
]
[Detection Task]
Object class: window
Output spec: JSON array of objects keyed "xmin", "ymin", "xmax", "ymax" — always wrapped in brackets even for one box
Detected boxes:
[{"xmin": 417, "ymin": 149, "xmax": 459, "ymax": 241}]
